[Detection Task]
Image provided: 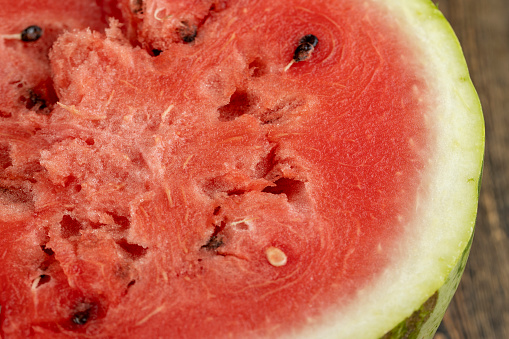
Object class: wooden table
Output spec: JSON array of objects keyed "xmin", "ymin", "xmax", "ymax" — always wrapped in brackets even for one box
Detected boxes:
[{"xmin": 434, "ymin": 0, "xmax": 509, "ymax": 338}]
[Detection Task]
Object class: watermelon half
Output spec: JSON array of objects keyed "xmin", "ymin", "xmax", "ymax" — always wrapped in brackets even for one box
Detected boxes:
[{"xmin": 0, "ymin": 0, "xmax": 484, "ymax": 338}]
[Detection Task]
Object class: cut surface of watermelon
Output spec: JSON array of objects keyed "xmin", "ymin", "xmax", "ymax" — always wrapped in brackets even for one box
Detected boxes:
[{"xmin": 0, "ymin": 0, "xmax": 483, "ymax": 338}]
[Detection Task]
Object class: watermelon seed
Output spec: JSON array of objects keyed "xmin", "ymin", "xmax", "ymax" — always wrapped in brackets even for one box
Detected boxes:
[
  {"xmin": 300, "ymin": 34, "xmax": 319, "ymax": 48},
  {"xmin": 202, "ymin": 235, "xmax": 223, "ymax": 250},
  {"xmin": 265, "ymin": 246, "xmax": 287, "ymax": 267},
  {"xmin": 131, "ymin": 0, "xmax": 143, "ymax": 14},
  {"xmin": 72, "ymin": 310, "xmax": 90, "ymax": 326},
  {"xmin": 21, "ymin": 90, "xmax": 47, "ymax": 112},
  {"xmin": 1, "ymin": 25, "xmax": 43, "ymax": 42},
  {"xmin": 21, "ymin": 26, "xmax": 43, "ymax": 42},
  {"xmin": 284, "ymin": 34, "xmax": 319, "ymax": 72},
  {"xmin": 68, "ymin": 301, "xmax": 106, "ymax": 330},
  {"xmin": 202, "ymin": 222, "xmax": 226, "ymax": 250},
  {"xmin": 293, "ymin": 43, "xmax": 314, "ymax": 61},
  {"xmin": 179, "ymin": 21, "xmax": 197, "ymax": 43}
]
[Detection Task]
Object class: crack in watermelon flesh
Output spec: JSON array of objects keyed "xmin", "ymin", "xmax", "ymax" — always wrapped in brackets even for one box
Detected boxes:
[{"xmin": 0, "ymin": 0, "xmax": 432, "ymax": 337}]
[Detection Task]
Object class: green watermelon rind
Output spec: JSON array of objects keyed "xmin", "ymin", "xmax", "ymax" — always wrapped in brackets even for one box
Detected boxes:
[{"xmin": 381, "ymin": 231, "xmax": 474, "ymax": 339}]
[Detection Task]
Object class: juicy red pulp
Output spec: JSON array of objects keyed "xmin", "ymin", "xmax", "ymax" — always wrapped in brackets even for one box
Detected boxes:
[{"xmin": 0, "ymin": 0, "xmax": 429, "ymax": 337}]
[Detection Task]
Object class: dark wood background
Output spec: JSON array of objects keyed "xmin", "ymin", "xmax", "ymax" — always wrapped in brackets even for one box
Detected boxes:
[{"xmin": 433, "ymin": 0, "xmax": 509, "ymax": 338}]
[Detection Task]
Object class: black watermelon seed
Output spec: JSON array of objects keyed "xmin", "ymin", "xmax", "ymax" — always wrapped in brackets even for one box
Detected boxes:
[
  {"xmin": 179, "ymin": 22, "xmax": 197, "ymax": 43},
  {"xmin": 292, "ymin": 34, "xmax": 319, "ymax": 63},
  {"xmin": 299, "ymin": 34, "xmax": 318, "ymax": 47},
  {"xmin": 201, "ymin": 235, "xmax": 224, "ymax": 250},
  {"xmin": 72, "ymin": 310, "xmax": 90, "ymax": 325},
  {"xmin": 66, "ymin": 300, "xmax": 105, "ymax": 330},
  {"xmin": 132, "ymin": 0, "xmax": 143, "ymax": 14},
  {"xmin": 293, "ymin": 42, "xmax": 315, "ymax": 62},
  {"xmin": 201, "ymin": 222, "xmax": 226, "ymax": 251},
  {"xmin": 26, "ymin": 90, "xmax": 47, "ymax": 111},
  {"xmin": 20, "ymin": 25, "xmax": 43, "ymax": 42}
]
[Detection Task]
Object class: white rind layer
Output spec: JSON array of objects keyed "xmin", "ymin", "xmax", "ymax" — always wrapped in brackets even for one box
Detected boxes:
[{"xmin": 292, "ymin": 0, "xmax": 484, "ymax": 338}]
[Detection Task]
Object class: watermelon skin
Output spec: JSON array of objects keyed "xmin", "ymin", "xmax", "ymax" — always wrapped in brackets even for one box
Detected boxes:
[
  {"xmin": 382, "ymin": 235, "xmax": 473, "ymax": 339},
  {"xmin": 0, "ymin": 0, "xmax": 483, "ymax": 338}
]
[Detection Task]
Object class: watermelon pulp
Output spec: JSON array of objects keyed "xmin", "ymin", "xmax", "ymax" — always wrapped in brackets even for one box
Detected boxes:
[{"xmin": 0, "ymin": 0, "xmax": 483, "ymax": 338}]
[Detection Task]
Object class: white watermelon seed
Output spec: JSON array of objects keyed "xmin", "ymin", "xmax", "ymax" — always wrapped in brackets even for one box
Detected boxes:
[{"xmin": 266, "ymin": 246, "xmax": 287, "ymax": 267}]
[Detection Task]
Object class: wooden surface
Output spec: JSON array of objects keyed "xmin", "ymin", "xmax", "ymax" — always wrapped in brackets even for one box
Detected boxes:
[{"xmin": 433, "ymin": 0, "xmax": 509, "ymax": 338}]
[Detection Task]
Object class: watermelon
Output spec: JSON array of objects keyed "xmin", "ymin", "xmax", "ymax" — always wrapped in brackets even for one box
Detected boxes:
[{"xmin": 0, "ymin": 0, "xmax": 484, "ymax": 338}]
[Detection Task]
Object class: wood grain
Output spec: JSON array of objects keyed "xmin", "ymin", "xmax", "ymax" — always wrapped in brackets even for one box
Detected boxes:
[{"xmin": 434, "ymin": 0, "xmax": 509, "ymax": 338}]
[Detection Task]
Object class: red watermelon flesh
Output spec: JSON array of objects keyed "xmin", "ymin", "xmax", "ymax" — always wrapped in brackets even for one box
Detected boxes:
[{"xmin": 0, "ymin": 0, "xmax": 432, "ymax": 337}]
